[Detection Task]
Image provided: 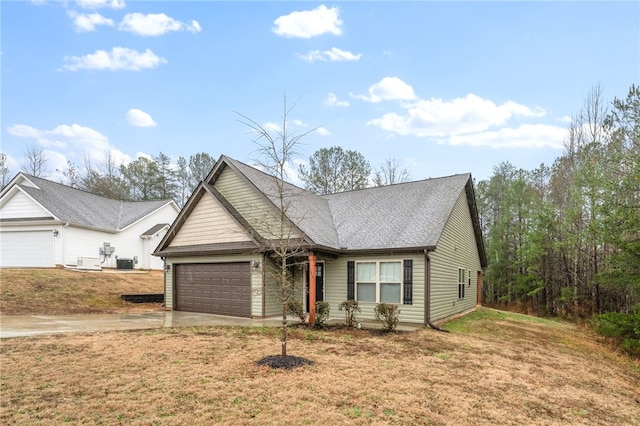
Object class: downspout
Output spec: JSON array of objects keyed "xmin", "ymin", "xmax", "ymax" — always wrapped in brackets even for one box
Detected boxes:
[
  {"xmin": 261, "ymin": 253, "xmax": 266, "ymax": 318},
  {"xmin": 424, "ymin": 249, "xmax": 449, "ymax": 332}
]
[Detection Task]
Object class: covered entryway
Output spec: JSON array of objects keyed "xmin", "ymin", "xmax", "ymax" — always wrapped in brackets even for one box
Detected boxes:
[
  {"xmin": 0, "ymin": 230, "xmax": 54, "ymax": 268},
  {"xmin": 174, "ymin": 262, "xmax": 251, "ymax": 317}
]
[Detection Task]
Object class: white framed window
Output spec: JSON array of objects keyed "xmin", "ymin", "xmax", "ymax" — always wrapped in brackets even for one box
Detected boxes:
[
  {"xmin": 356, "ymin": 261, "xmax": 402, "ymax": 303},
  {"xmin": 458, "ymin": 268, "xmax": 465, "ymax": 299}
]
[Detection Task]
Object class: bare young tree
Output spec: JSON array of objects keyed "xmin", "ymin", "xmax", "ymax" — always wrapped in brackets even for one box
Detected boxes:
[
  {"xmin": 21, "ymin": 144, "xmax": 49, "ymax": 177},
  {"xmin": 59, "ymin": 160, "xmax": 81, "ymax": 188},
  {"xmin": 81, "ymin": 151, "xmax": 129, "ymax": 200},
  {"xmin": 0, "ymin": 152, "xmax": 14, "ymax": 188},
  {"xmin": 373, "ymin": 156, "xmax": 410, "ymax": 186},
  {"xmin": 236, "ymin": 96, "xmax": 316, "ymax": 358}
]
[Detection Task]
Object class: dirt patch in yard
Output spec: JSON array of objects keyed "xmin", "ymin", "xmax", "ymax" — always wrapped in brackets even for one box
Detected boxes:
[
  {"xmin": 1, "ymin": 309, "xmax": 639, "ymax": 425},
  {"xmin": 0, "ymin": 268, "xmax": 164, "ymax": 315}
]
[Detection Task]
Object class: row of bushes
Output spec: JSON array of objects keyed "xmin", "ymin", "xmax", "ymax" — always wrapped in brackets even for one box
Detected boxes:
[
  {"xmin": 591, "ymin": 309, "xmax": 640, "ymax": 357},
  {"xmin": 287, "ymin": 300, "xmax": 401, "ymax": 332}
]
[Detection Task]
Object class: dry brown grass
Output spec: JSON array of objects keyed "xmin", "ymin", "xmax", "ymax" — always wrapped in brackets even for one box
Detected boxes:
[
  {"xmin": 0, "ymin": 268, "xmax": 164, "ymax": 315},
  {"xmin": 2, "ymin": 309, "xmax": 639, "ymax": 425}
]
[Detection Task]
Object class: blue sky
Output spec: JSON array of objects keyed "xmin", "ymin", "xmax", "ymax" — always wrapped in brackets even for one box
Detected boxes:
[{"xmin": 2, "ymin": 1, "xmax": 638, "ymax": 186}]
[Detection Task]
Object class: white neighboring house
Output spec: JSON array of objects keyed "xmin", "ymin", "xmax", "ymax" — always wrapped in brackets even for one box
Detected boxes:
[{"xmin": 0, "ymin": 173, "xmax": 179, "ymax": 270}]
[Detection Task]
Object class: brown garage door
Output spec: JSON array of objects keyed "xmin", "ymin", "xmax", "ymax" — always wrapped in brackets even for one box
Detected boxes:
[{"xmin": 175, "ymin": 263, "xmax": 251, "ymax": 317}]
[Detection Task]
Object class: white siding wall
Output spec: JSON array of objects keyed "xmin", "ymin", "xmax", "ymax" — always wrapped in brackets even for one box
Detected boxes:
[
  {"xmin": 61, "ymin": 203, "xmax": 177, "ymax": 270},
  {"xmin": 163, "ymin": 254, "xmax": 263, "ymax": 317},
  {"xmin": 0, "ymin": 191, "xmax": 50, "ymax": 219},
  {"xmin": 63, "ymin": 227, "xmax": 118, "ymax": 267},
  {"xmin": 429, "ymin": 191, "xmax": 482, "ymax": 322},
  {"xmin": 323, "ymin": 253, "xmax": 425, "ymax": 324},
  {"xmin": 169, "ymin": 194, "xmax": 251, "ymax": 247}
]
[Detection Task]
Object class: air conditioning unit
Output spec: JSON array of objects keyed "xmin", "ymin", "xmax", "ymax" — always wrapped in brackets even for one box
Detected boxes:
[{"xmin": 77, "ymin": 257, "xmax": 102, "ymax": 271}]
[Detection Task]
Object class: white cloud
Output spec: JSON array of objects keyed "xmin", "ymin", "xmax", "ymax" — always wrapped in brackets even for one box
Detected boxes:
[
  {"xmin": 62, "ymin": 47, "xmax": 167, "ymax": 71},
  {"xmin": 6, "ymin": 123, "xmax": 130, "ymax": 167},
  {"xmin": 368, "ymin": 93, "xmax": 546, "ymax": 137},
  {"xmin": 352, "ymin": 77, "xmax": 417, "ymax": 103},
  {"xmin": 126, "ymin": 109, "xmax": 157, "ymax": 127},
  {"xmin": 273, "ymin": 5, "xmax": 342, "ymax": 38},
  {"xmin": 292, "ymin": 119, "xmax": 307, "ymax": 127},
  {"xmin": 263, "ymin": 122, "xmax": 281, "ymax": 132},
  {"xmin": 446, "ymin": 124, "xmax": 566, "ymax": 149},
  {"xmin": 299, "ymin": 47, "xmax": 361, "ymax": 63},
  {"xmin": 363, "ymin": 88, "xmax": 560, "ymax": 149},
  {"xmin": 76, "ymin": 0, "xmax": 125, "ymax": 9},
  {"xmin": 324, "ymin": 92, "xmax": 349, "ymax": 107},
  {"xmin": 316, "ymin": 127, "xmax": 331, "ymax": 136},
  {"xmin": 67, "ymin": 11, "xmax": 114, "ymax": 32},
  {"xmin": 119, "ymin": 13, "xmax": 202, "ymax": 36}
]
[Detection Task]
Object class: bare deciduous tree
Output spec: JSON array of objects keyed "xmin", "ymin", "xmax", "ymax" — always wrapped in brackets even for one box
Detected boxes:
[
  {"xmin": 59, "ymin": 160, "xmax": 81, "ymax": 188},
  {"xmin": 236, "ymin": 96, "xmax": 316, "ymax": 358},
  {"xmin": 21, "ymin": 144, "xmax": 49, "ymax": 177},
  {"xmin": 0, "ymin": 152, "xmax": 14, "ymax": 188},
  {"xmin": 373, "ymin": 156, "xmax": 410, "ymax": 186}
]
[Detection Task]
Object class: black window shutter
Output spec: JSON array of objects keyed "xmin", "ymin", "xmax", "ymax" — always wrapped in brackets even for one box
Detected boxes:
[
  {"xmin": 347, "ymin": 261, "xmax": 355, "ymax": 300},
  {"xmin": 403, "ymin": 259, "xmax": 413, "ymax": 305}
]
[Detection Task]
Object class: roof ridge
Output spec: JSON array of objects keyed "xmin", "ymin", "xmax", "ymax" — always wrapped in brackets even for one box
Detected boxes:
[
  {"xmin": 323, "ymin": 172, "xmax": 472, "ymax": 198},
  {"xmin": 224, "ymin": 156, "xmax": 309, "ymax": 193}
]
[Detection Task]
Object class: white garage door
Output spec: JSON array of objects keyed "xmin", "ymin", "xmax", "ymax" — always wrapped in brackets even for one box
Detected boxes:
[{"xmin": 0, "ymin": 231, "xmax": 54, "ymax": 267}]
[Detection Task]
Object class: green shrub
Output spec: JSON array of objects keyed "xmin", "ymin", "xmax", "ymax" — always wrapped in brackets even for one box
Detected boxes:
[
  {"xmin": 314, "ymin": 301, "xmax": 330, "ymax": 328},
  {"xmin": 592, "ymin": 308, "xmax": 640, "ymax": 357},
  {"xmin": 287, "ymin": 300, "xmax": 306, "ymax": 323},
  {"xmin": 339, "ymin": 300, "xmax": 361, "ymax": 327},
  {"xmin": 374, "ymin": 303, "xmax": 400, "ymax": 332}
]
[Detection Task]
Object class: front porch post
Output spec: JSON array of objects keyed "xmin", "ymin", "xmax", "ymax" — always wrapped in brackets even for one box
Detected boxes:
[{"xmin": 308, "ymin": 254, "xmax": 317, "ymax": 324}]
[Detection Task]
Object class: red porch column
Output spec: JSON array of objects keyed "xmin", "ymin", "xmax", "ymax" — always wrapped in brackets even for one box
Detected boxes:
[{"xmin": 308, "ymin": 254, "xmax": 317, "ymax": 324}]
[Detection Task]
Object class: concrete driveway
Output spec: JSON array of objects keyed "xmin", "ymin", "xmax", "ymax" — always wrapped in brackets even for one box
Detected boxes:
[
  {"xmin": 0, "ymin": 312, "xmax": 285, "ymax": 338},
  {"xmin": 0, "ymin": 312, "xmax": 422, "ymax": 338}
]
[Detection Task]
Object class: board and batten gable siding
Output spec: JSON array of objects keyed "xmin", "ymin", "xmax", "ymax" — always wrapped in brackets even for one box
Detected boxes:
[
  {"xmin": 323, "ymin": 253, "xmax": 425, "ymax": 324},
  {"xmin": 0, "ymin": 190, "xmax": 51, "ymax": 219},
  {"xmin": 429, "ymin": 189, "xmax": 482, "ymax": 322},
  {"xmin": 168, "ymin": 193, "xmax": 251, "ymax": 247},
  {"xmin": 214, "ymin": 166, "xmax": 301, "ymax": 241},
  {"xmin": 164, "ymin": 254, "xmax": 263, "ymax": 317}
]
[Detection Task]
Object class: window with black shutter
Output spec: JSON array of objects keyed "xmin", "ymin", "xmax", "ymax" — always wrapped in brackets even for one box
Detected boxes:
[
  {"xmin": 347, "ymin": 261, "xmax": 355, "ymax": 300},
  {"xmin": 403, "ymin": 259, "xmax": 413, "ymax": 305}
]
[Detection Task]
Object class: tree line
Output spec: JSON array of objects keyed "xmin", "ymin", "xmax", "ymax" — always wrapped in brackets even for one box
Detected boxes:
[
  {"xmin": 2, "ymin": 84, "xmax": 637, "ymax": 330},
  {"xmin": 1, "ymin": 144, "xmax": 412, "ymax": 207},
  {"xmin": 1, "ymin": 150, "xmax": 217, "ymax": 208},
  {"xmin": 475, "ymin": 84, "xmax": 639, "ymax": 325}
]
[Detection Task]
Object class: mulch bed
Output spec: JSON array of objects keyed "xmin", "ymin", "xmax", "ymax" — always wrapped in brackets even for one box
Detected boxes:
[{"xmin": 256, "ymin": 355, "xmax": 315, "ymax": 370}]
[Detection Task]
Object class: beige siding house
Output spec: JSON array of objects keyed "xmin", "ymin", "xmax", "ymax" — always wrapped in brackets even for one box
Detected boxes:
[{"xmin": 155, "ymin": 155, "xmax": 487, "ymax": 325}]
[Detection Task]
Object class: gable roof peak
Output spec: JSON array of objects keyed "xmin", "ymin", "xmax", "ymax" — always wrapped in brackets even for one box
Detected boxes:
[{"xmin": 2, "ymin": 173, "xmax": 176, "ymax": 232}]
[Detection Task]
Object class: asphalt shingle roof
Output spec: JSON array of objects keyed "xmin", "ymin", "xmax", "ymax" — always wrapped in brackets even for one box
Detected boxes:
[
  {"xmin": 324, "ymin": 174, "xmax": 470, "ymax": 250},
  {"xmin": 11, "ymin": 174, "xmax": 173, "ymax": 232},
  {"xmin": 222, "ymin": 156, "xmax": 471, "ymax": 251}
]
